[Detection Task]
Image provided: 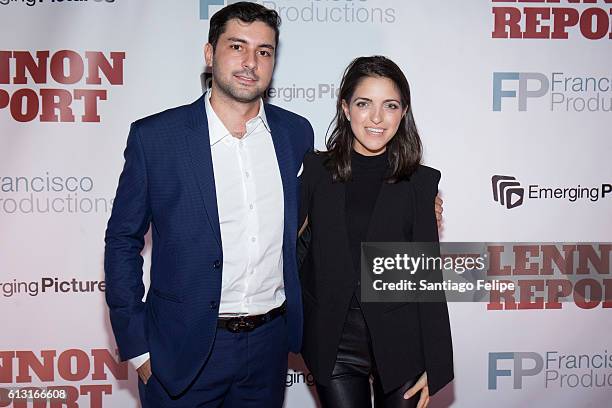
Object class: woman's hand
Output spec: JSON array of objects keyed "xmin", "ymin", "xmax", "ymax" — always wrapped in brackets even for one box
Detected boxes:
[
  {"xmin": 404, "ymin": 371, "xmax": 429, "ymax": 408},
  {"xmin": 435, "ymin": 195, "xmax": 443, "ymax": 230},
  {"xmin": 298, "ymin": 217, "xmax": 309, "ymax": 236}
]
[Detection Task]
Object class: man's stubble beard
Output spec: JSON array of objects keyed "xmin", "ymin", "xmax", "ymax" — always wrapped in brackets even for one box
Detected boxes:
[{"xmin": 212, "ymin": 64, "xmax": 268, "ymax": 104}]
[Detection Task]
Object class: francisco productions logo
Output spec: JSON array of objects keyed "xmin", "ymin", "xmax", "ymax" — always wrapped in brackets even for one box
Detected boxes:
[
  {"xmin": 488, "ymin": 351, "xmax": 612, "ymax": 390},
  {"xmin": 199, "ymin": 0, "xmax": 242, "ymax": 20},
  {"xmin": 491, "ymin": 175, "xmax": 611, "ymax": 209},
  {"xmin": 492, "ymin": 175, "xmax": 524, "ymax": 209},
  {"xmin": 0, "ymin": 172, "xmax": 114, "ymax": 215},
  {"xmin": 200, "ymin": 0, "xmax": 396, "ymax": 24},
  {"xmin": 491, "ymin": 0, "xmax": 612, "ymax": 40},
  {"xmin": 0, "ymin": 50, "xmax": 125, "ymax": 123},
  {"xmin": 492, "ymin": 72, "xmax": 612, "ymax": 112}
]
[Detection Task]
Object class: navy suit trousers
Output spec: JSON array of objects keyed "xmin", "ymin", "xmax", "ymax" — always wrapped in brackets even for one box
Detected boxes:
[{"xmin": 138, "ymin": 316, "xmax": 289, "ymax": 408}]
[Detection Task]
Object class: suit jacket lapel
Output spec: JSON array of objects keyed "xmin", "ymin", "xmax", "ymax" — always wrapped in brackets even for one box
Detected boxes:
[
  {"xmin": 184, "ymin": 95, "xmax": 222, "ymax": 249},
  {"xmin": 265, "ymin": 105, "xmax": 296, "ymax": 241}
]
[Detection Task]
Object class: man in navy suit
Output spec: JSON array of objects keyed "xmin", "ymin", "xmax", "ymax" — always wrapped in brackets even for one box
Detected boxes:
[{"xmin": 104, "ymin": 3, "xmax": 312, "ymax": 406}]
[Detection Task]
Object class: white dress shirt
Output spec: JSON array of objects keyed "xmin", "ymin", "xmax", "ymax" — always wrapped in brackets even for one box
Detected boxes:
[
  {"xmin": 206, "ymin": 89, "xmax": 285, "ymax": 316},
  {"xmin": 129, "ymin": 90, "xmax": 285, "ymax": 369}
]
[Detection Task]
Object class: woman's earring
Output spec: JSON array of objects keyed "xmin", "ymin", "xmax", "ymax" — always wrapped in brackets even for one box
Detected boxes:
[{"xmin": 346, "ymin": 116, "xmax": 351, "ymax": 122}]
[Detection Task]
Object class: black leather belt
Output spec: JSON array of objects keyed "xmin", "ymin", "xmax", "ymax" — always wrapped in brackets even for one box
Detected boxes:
[{"xmin": 217, "ymin": 302, "xmax": 286, "ymax": 333}]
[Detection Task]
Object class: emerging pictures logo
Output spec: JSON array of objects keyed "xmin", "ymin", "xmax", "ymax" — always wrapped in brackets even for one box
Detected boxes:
[
  {"xmin": 491, "ymin": 175, "xmax": 611, "ymax": 210},
  {"xmin": 1, "ymin": 277, "xmax": 105, "ymax": 298},
  {"xmin": 492, "ymin": 175, "xmax": 524, "ymax": 209},
  {"xmin": 201, "ymin": 72, "xmax": 342, "ymax": 103},
  {"xmin": 0, "ymin": 0, "xmax": 115, "ymax": 6}
]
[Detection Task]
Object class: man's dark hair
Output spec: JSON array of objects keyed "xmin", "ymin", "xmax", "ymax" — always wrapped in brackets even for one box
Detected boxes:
[{"xmin": 208, "ymin": 2, "xmax": 281, "ymax": 50}]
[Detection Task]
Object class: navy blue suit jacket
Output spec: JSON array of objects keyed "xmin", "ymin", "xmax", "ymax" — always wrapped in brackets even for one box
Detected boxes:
[{"xmin": 104, "ymin": 95, "xmax": 314, "ymax": 396}]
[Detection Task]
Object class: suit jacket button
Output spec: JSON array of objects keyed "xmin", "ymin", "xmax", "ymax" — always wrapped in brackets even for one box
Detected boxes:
[
  {"xmin": 213, "ymin": 260, "xmax": 221, "ymax": 269},
  {"xmin": 210, "ymin": 301, "xmax": 217, "ymax": 309}
]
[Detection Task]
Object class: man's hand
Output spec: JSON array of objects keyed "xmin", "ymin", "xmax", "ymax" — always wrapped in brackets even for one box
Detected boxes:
[
  {"xmin": 137, "ymin": 358, "xmax": 152, "ymax": 384},
  {"xmin": 434, "ymin": 194, "xmax": 443, "ymax": 231},
  {"xmin": 404, "ymin": 371, "xmax": 429, "ymax": 408}
]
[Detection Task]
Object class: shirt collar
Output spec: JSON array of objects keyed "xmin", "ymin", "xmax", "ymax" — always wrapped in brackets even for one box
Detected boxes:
[{"xmin": 204, "ymin": 88, "xmax": 270, "ymax": 146}]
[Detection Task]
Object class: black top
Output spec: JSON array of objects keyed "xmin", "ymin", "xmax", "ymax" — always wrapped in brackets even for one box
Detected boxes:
[
  {"xmin": 346, "ymin": 149, "xmax": 389, "ymax": 305},
  {"xmin": 298, "ymin": 151, "xmax": 453, "ymax": 395}
]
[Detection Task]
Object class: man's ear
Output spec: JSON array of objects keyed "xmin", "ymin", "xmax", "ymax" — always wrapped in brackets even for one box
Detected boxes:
[{"xmin": 204, "ymin": 43, "xmax": 214, "ymax": 67}]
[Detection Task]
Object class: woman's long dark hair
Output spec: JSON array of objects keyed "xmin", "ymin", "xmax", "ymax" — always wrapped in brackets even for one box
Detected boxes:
[{"xmin": 325, "ymin": 56, "xmax": 422, "ymax": 183}]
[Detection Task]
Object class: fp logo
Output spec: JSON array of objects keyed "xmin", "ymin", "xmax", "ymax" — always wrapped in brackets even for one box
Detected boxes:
[
  {"xmin": 492, "ymin": 175, "xmax": 524, "ymax": 209},
  {"xmin": 493, "ymin": 72, "xmax": 549, "ymax": 111},
  {"xmin": 200, "ymin": 0, "xmax": 244, "ymax": 20},
  {"xmin": 488, "ymin": 352, "xmax": 544, "ymax": 390}
]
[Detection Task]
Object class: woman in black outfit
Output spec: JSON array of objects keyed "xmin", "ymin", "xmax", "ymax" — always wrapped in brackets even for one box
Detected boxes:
[{"xmin": 298, "ymin": 56, "xmax": 453, "ymax": 408}]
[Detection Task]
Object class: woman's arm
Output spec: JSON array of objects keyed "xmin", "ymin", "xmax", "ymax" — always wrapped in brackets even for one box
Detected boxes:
[{"xmin": 411, "ymin": 166, "xmax": 454, "ymax": 397}]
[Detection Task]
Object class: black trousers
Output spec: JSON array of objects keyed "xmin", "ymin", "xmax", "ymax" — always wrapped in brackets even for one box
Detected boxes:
[{"xmin": 315, "ymin": 305, "xmax": 421, "ymax": 408}]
